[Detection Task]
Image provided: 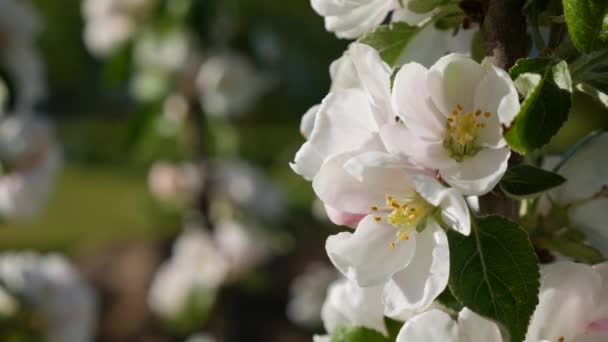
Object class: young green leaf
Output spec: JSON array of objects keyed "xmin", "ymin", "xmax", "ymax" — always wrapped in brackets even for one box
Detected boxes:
[
  {"xmin": 563, "ymin": 0, "xmax": 608, "ymax": 53},
  {"xmin": 500, "ymin": 164, "xmax": 566, "ymax": 198},
  {"xmin": 537, "ymin": 236, "xmax": 605, "ymax": 264},
  {"xmin": 407, "ymin": 0, "xmax": 443, "ymax": 14},
  {"xmin": 359, "ymin": 22, "xmax": 421, "ymax": 67},
  {"xmin": 331, "ymin": 326, "xmax": 390, "ymax": 342},
  {"xmin": 506, "ymin": 58, "xmax": 573, "ymax": 154},
  {"xmin": 447, "ymin": 215, "xmax": 540, "ymax": 342}
]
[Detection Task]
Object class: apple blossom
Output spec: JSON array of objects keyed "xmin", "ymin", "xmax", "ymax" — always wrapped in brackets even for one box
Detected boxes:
[
  {"xmin": 396, "ymin": 308, "xmax": 503, "ymax": 342},
  {"xmin": 545, "ymin": 133, "xmax": 608, "ymax": 253},
  {"xmin": 0, "ymin": 252, "xmax": 98, "ymax": 342},
  {"xmin": 525, "ymin": 261, "xmax": 608, "ymax": 342},
  {"xmin": 317, "ymin": 150, "xmax": 469, "ymax": 315},
  {"xmin": 381, "ymin": 54, "xmax": 520, "ymax": 195},
  {"xmin": 314, "ymin": 278, "xmax": 387, "ymax": 341}
]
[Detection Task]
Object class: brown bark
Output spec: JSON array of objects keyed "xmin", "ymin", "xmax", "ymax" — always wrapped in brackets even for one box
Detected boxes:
[{"xmin": 480, "ymin": 0, "xmax": 528, "ymax": 69}]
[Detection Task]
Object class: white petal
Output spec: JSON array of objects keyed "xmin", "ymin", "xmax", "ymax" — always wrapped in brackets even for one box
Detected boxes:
[
  {"xmin": 440, "ymin": 147, "xmax": 510, "ymax": 196},
  {"xmin": 313, "ymin": 335, "xmax": 331, "ymax": 342},
  {"xmin": 458, "ymin": 308, "xmax": 503, "ymax": 342},
  {"xmin": 391, "ymin": 62, "xmax": 446, "ymax": 139},
  {"xmin": 379, "ymin": 123, "xmax": 456, "ymax": 169},
  {"xmin": 396, "ymin": 309, "xmax": 458, "ymax": 342},
  {"xmin": 474, "ymin": 60, "xmax": 520, "ymax": 126},
  {"xmin": 300, "ymin": 104, "xmax": 320, "ymax": 138},
  {"xmin": 321, "ymin": 278, "xmax": 387, "ymax": 335},
  {"xmin": 324, "ymin": 1, "xmax": 397, "ymax": 39},
  {"xmin": 313, "ymin": 150, "xmax": 413, "ymax": 214},
  {"xmin": 427, "ymin": 54, "xmax": 484, "ymax": 117},
  {"xmin": 290, "ymin": 141, "xmax": 323, "ymax": 181},
  {"xmin": 551, "ymin": 133, "xmax": 608, "ymax": 204},
  {"xmin": 343, "ymin": 151, "xmax": 409, "ymax": 182},
  {"xmin": 525, "ymin": 262, "xmax": 602, "ymax": 342},
  {"xmin": 383, "ymin": 221, "xmax": 449, "ymax": 317},
  {"xmin": 412, "ymin": 174, "xmax": 471, "ymax": 235},
  {"xmin": 326, "ymin": 215, "xmax": 417, "ymax": 286},
  {"xmin": 391, "ymin": 5, "xmax": 432, "ymax": 26},
  {"xmin": 349, "ymin": 43, "xmax": 394, "ymax": 126},
  {"xmin": 329, "ymin": 51, "xmax": 360, "ymax": 91}
]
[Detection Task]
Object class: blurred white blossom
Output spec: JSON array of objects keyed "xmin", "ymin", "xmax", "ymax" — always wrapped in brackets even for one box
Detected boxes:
[
  {"xmin": 0, "ymin": 116, "xmax": 61, "ymax": 219},
  {"xmin": 196, "ymin": 52, "xmax": 272, "ymax": 117},
  {"xmin": 82, "ymin": 0, "xmax": 154, "ymax": 57},
  {"xmin": 287, "ymin": 263, "xmax": 338, "ymax": 328},
  {"xmin": 147, "ymin": 161, "xmax": 203, "ymax": 203},
  {"xmin": 148, "ymin": 228, "xmax": 228, "ymax": 320},
  {"xmin": 0, "ymin": 0, "xmax": 46, "ymax": 111},
  {"xmin": 0, "ymin": 252, "xmax": 97, "ymax": 342}
]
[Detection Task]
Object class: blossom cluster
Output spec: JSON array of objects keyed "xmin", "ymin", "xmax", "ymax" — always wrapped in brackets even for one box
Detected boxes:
[{"xmin": 293, "ymin": 0, "xmax": 608, "ymax": 341}]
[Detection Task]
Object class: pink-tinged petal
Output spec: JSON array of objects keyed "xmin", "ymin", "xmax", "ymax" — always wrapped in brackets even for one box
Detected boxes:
[
  {"xmin": 324, "ymin": 204, "xmax": 366, "ymax": 228},
  {"xmin": 383, "ymin": 221, "xmax": 449, "ymax": 317},
  {"xmin": 313, "ymin": 150, "xmax": 413, "ymax": 214},
  {"xmin": 380, "ymin": 123, "xmax": 456, "ymax": 169},
  {"xmin": 440, "ymin": 147, "xmax": 510, "ymax": 196},
  {"xmin": 391, "ymin": 62, "xmax": 446, "ymax": 140},
  {"xmin": 588, "ymin": 320, "xmax": 608, "ymax": 333},
  {"xmin": 458, "ymin": 308, "xmax": 504, "ymax": 342},
  {"xmin": 412, "ymin": 174, "xmax": 470, "ymax": 235},
  {"xmin": 427, "ymin": 54, "xmax": 484, "ymax": 117},
  {"xmin": 525, "ymin": 262, "xmax": 602, "ymax": 342},
  {"xmin": 396, "ymin": 310, "xmax": 458, "ymax": 342},
  {"xmin": 326, "ymin": 215, "xmax": 417, "ymax": 287},
  {"xmin": 350, "ymin": 43, "xmax": 394, "ymax": 126}
]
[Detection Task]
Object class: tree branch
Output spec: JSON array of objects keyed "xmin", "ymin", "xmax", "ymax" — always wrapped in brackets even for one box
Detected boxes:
[{"xmin": 479, "ymin": 0, "xmax": 528, "ymax": 69}]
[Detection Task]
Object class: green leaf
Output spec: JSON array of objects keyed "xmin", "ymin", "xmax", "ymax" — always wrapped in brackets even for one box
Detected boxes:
[
  {"xmin": 563, "ymin": 0, "xmax": 608, "ymax": 53},
  {"xmin": 359, "ymin": 22, "xmax": 421, "ymax": 67},
  {"xmin": 447, "ymin": 215, "xmax": 540, "ymax": 342},
  {"xmin": 500, "ymin": 164, "xmax": 566, "ymax": 198},
  {"xmin": 331, "ymin": 326, "xmax": 390, "ymax": 342},
  {"xmin": 407, "ymin": 0, "xmax": 443, "ymax": 14},
  {"xmin": 436, "ymin": 287, "xmax": 464, "ymax": 314},
  {"xmin": 538, "ymin": 236, "xmax": 605, "ymax": 263},
  {"xmin": 506, "ymin": 58, "xmax": 573, "ymax": 154},
  {"xmin": 384, "ymin": 317, "xmax": 403, "ymax": 341},
  {"xmin": 576, "ymin": 82, "xmax": 608, "ymax": 110}
]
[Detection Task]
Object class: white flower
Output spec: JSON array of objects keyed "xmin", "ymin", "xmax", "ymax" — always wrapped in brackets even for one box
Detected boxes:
[
  {"xmin": 525, "ymin": 261, "xmax": 608, "ymax": 342},
  {"xmin": 0, "ymin": 116, "xmax": 61, "ymax": 219},
  {"xmin": 196, "ymin": 52, "xmax": 271, "ymax": 117},
  {"xmin": 291, "ymin": 43, "xmax": 393, "ymax": 181},
  {"xmin": 0, "ymin": 252, "xmax": 97, "ymax": 342},
  {"xmin": 213, "ymin": 219, "xmax": 272, "ymax": 279},
  {"xmin": 314, "ymin": 278, "xmax": 387, "ymax": 341},
  {"xmin": 317, "ymin": 150, "xmax": 469, "ymax": 316},
  {"xmin": 310, "ymin": 0, "xmax": 399, "ymax": 39},
  {"xmin": 287, "ymin": 263, "xmax": 338, "ymax": 328},
  {"xmin": 395, "ymin": 308, "xmax": 503, "ymax": 342},
  {"xmin": 148, "ymin": 228, "xmax": 228, "ymax": 320},
  {"xmin": 546, "ymin": 133, "xmax": 608, "ymax": 253},
  {"xmin": 381, "ymin": 54, "xmax": 520, "ymax": 195}
]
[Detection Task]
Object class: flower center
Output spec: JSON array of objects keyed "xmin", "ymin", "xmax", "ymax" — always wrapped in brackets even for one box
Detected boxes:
[
  {"xmin": 371, "ymin": 193, "xmax": 433, "ymax": 250},
  {"xmin": 444, "ymin": 104, "xmax": 492, "ymax": 161}
]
